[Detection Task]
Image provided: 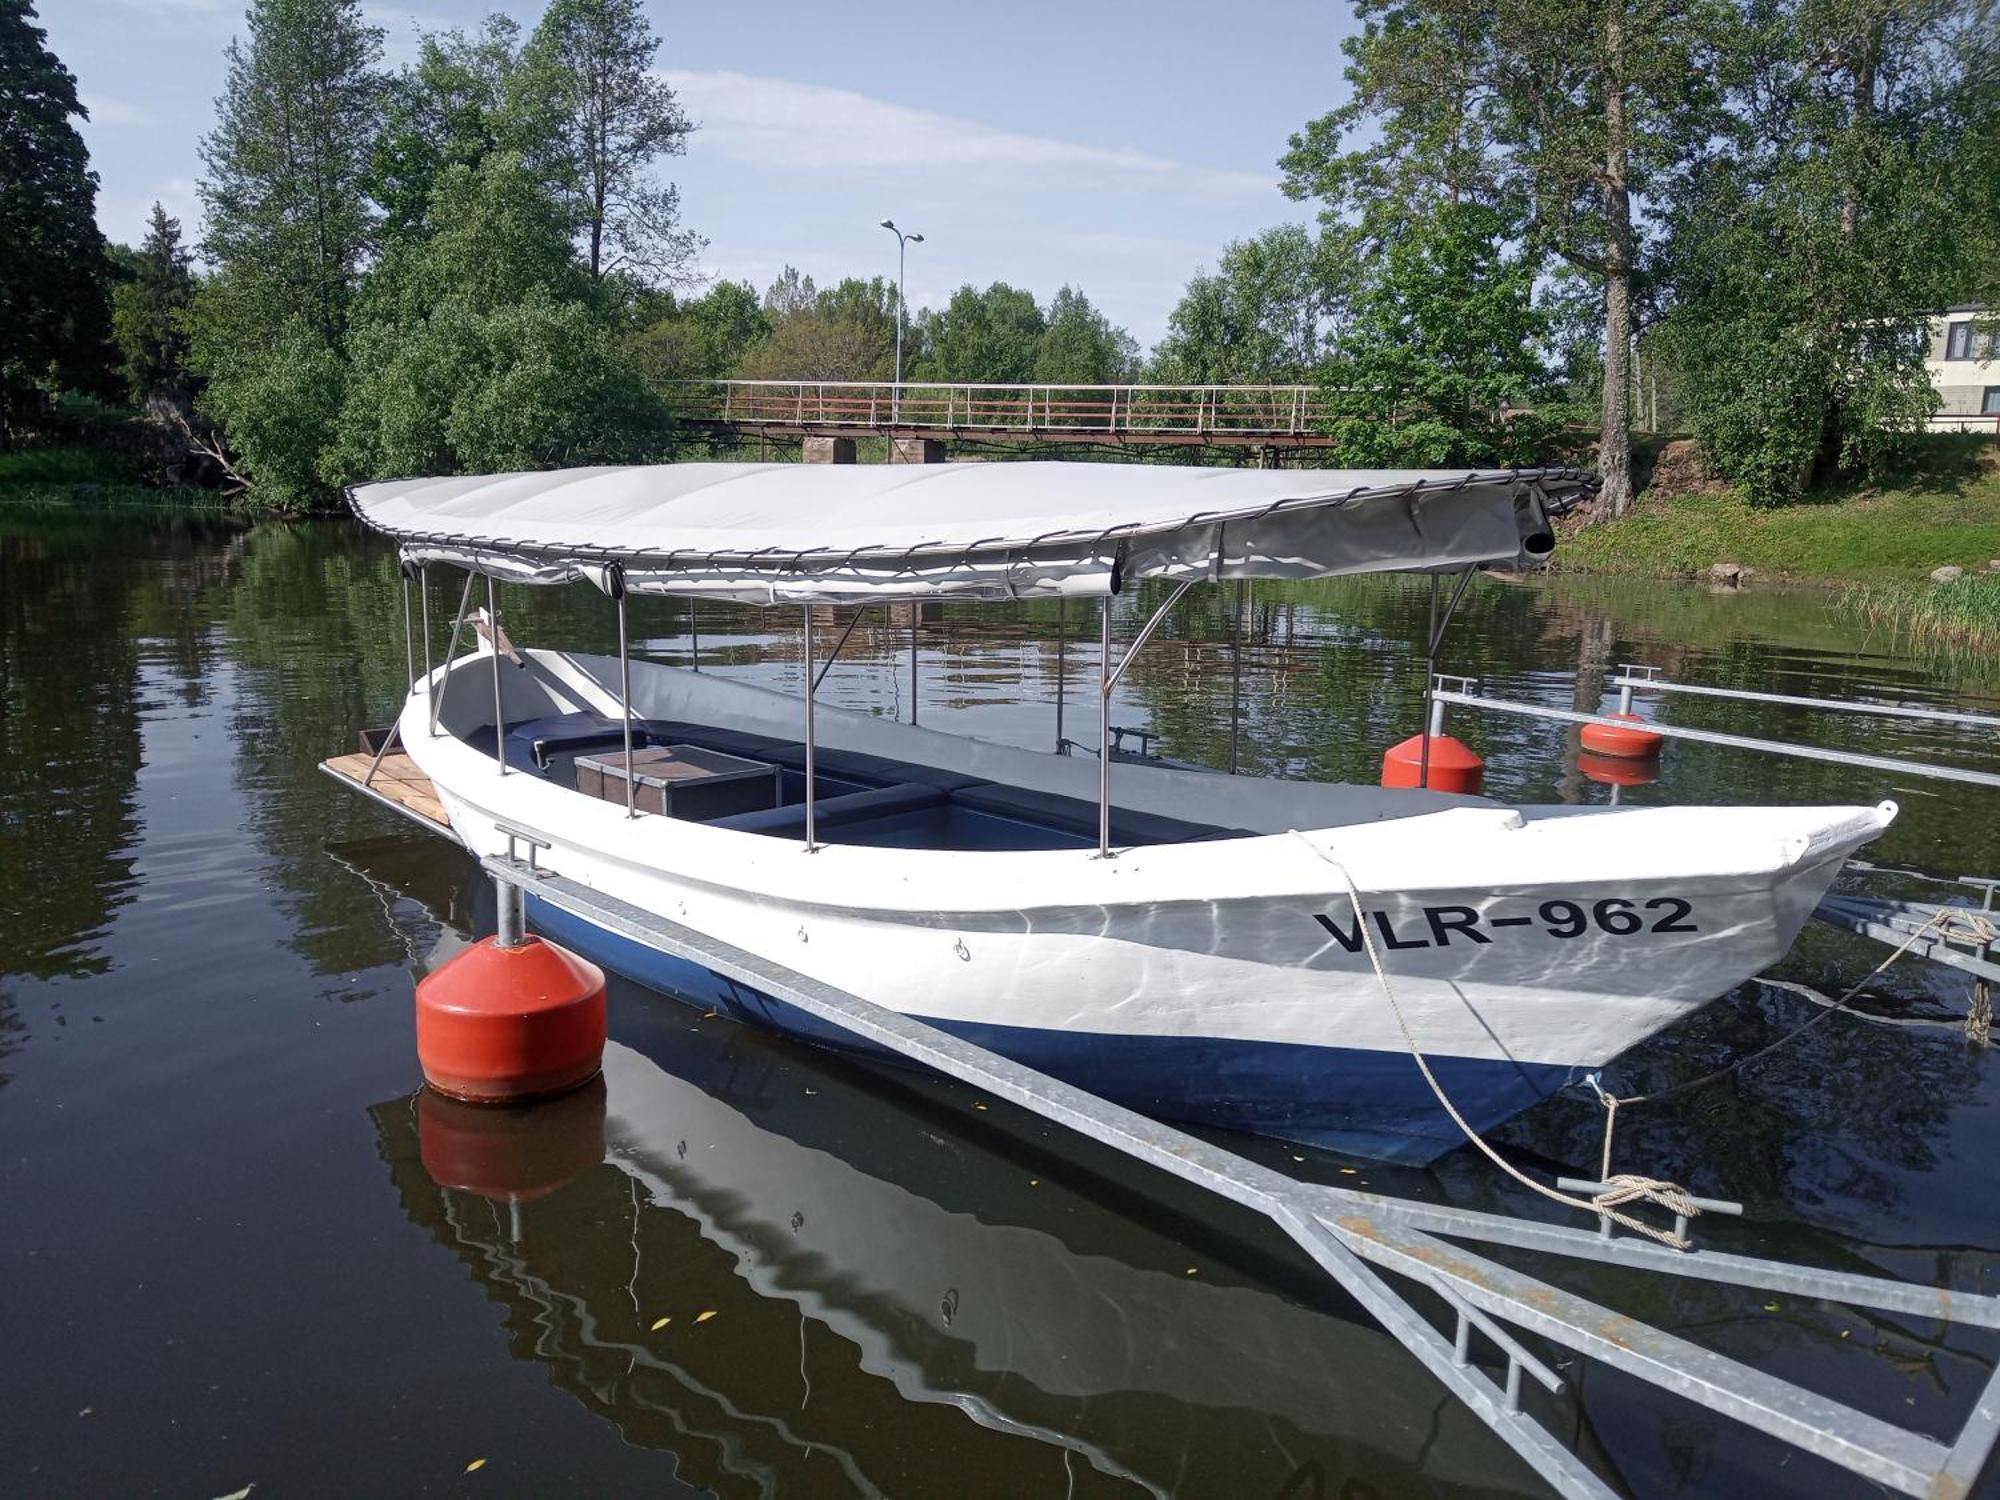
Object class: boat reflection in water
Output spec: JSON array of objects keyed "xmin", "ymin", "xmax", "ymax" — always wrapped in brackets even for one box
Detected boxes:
[{"xmin": 371, "ymin": 974, "xmax": 1565, "ymax": 1499}]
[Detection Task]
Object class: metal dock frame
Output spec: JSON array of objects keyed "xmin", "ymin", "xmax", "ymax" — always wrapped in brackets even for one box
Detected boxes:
[{"xmin": 485, "ymin": 850, "xmax": 2000, "ymax": 1500}]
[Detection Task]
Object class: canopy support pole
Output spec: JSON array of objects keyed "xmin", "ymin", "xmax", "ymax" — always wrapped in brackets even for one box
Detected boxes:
[
  {"xmin": 429, "ymin": 570, "xmax": 478, "ymax": 739},
  {"xmin": 1096, "ymin": 580, "xmax": 1196, "ymax": 858},
  {"xmin": 1228, "ymin": 579, "xmax": 1244, "ymax": 774},
  {"xmin": 1097, "ymin": 600, "xmax": 1111, "ymax": 855},
  {"xmin": 909, "ymin": 608, "xmax": 919, "ymax": 727},
  {"xmin": 688, "ymin": 600, "xmax": 700, "ymax": 672},
  {"xmin": 1419, "ymin": 568, "xmax": 1476, "ymax": 789},
  {"xmin": 488, "ymin": 576, "xmax": 505, "ymax": 777},
  {"xmin": 419, "ymin": 566, "xmax": 433, "ymax": 705},
  {"xmin": 614, "ymin": 572, "xmax": 635, "ymax": 819},
  {"xmin": 802, "ymin": 606, "xmax": 818, "ymax": 852},
  {"xmin": 1054, "ymin": 598, "xmax": 1067, "ymax": 754},
  {"xmin": 399, "ymin": 563, "xmax": 416, "ymax": 693}
]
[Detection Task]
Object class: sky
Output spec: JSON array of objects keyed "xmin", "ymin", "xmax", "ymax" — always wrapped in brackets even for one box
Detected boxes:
[{"xmin": 38, "ymin": 0, "xmax": 1357, "ymax": 348}]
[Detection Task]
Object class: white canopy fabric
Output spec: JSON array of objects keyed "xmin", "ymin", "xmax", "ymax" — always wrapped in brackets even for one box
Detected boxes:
[{"xmin": 349, "ymin": 460, "xmax": 1593, "ymax": 604}]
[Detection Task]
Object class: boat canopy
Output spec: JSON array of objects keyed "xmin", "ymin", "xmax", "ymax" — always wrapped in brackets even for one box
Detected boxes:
[{"xmin": 349, "ymin": 460, "xmax": 1594, "ymax": 604}]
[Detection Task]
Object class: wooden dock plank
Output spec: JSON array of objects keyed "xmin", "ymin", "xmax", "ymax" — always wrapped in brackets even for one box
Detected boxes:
[{"xmin": 321, "ymin": 751, "xmax": 454, "ymax": 832}]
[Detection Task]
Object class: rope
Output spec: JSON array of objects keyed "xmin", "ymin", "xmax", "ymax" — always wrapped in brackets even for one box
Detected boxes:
[
  {"xmin": 1290, "ymin": 832, "xmax": 1702, "ymax": 1250},
  {"xmin": 1587, "ymin": 903, "xmax": 1964, "ymax": 1178}
]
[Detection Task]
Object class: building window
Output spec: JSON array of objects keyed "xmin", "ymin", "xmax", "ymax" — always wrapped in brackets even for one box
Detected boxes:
[
  {"xmin": 1985, "ymin": 387, "xmax": 2000, "ymax": 416},
  {"xmin": 1946, "ymin": 321, "xmax": 1998, "ymax": 360}
]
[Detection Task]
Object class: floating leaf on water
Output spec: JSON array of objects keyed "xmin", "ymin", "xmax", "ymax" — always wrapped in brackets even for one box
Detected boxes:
[
  {"xmin": 464, "ymin": 1459, "xmax": 486, "ymax": 1474},
  {"xmin": 973, "ymin": 1102, "xmax": 988, "ymax": 1111},
  {"xmin": 695, "ymin": 1309, "xmax": 717, "ymax": 1323},
  {"xmin": 1763, "ymin": 1302, "xmax": 1780, "ymax": 1312},
  {"xmin": 1185, "ymin": 1267, "xmax": 1199, "ymax": 1276},
  {"xmin": 1339, "ymin": 1167, "xmax": 1357, "ymax": 1175},
  {"xmin": 212, "ymin": 1487, "xmax": 254, "ymax": 1500},
  {"xmin": 1029, "ymin": 1179, "xmax": 1039, "ymax": 1186},
  {"xmin": 650, "ymin": 1316, "xmax": 671, "ymax": 1331}
]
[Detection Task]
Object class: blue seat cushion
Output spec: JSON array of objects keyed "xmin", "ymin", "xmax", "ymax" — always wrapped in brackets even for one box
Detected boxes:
[
  {"xmin": 949, "ymin": 781, "xmax": 1233, "ymax": 846},
  {"xmin": 710, "ymin": 782, "xmax": 947, "ymax": 836}
]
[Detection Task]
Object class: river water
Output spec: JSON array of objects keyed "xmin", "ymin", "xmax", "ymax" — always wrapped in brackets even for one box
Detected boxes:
[{"xmin": 4, "ymin": 507, "xmax": 2000, "ymax": 1499}]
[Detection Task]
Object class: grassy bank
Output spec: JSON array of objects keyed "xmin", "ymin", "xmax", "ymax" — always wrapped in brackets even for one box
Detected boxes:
[
  {"xmin": 0, "ymin": 446, "xmax": 216, "ymax": 509},
  {"xmin": 1556, "ymin": 436, "xmax": 2000, "ymax": 582}
]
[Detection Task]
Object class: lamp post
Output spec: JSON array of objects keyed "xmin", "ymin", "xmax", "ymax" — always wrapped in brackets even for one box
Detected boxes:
[{"xmin": 878, "ymin": 218, "xmax": 923, "ymax": 421}]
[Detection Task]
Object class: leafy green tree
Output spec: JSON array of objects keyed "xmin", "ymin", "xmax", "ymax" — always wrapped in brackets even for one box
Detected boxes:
[
  {"xmin": 1152, "ymin": 225, "xmax": 1339, "ymax": 383},
  {"xmin": 197, "ymin": 0, "xmax": 381, "ymax": 348},
  {"xmin": 1657, "ymin": 0, "xmax": 1999, "ymax": 503},
  {"xmin": 111, "ymin": 203, "xmax": 199, "ymax": 404},
  {"xmin": 916, "ymin": 283, "xmax": 1045, "ymax": 383},
  {"xmin": 518, "ymin": 0, "xmax": 697, "ymax": 281},
  {"xmin": 369, "ymin": 16, "xmax": 524, "ymax": 243},
  {"xmin": 190, "ymin": 0, "xmax": 382, "ymax": 508},
  {"xmin": 1281, "ymin": 0, "xmax": 1727, "ymax": 516},
  {"xmin": 1319, "ymin": 202, "xmax": 1566, "ymax": 466},
  {"xmin": 734, "ymin": 268, "xmax": 896, "ymax": 380},
  {"xmin": 626, "ymin": 280, "xmax": 769, "ymax": 383},
  {"xmin": 0, "ymin": 0, "xmax": 116, "ymax": 442},
  {"xmin": 327, "ymin": 153, "xmax": 670, "ymax": 481},
  {"xmin": 1034, "ymin": 286, "xmax": 1139, "ymax": 384}
]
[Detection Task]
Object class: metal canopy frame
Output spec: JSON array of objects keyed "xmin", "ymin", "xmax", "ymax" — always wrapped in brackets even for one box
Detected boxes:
[{"xmin": 482, "ymin": 849, "xmax": 2000, "ymax": 1500}]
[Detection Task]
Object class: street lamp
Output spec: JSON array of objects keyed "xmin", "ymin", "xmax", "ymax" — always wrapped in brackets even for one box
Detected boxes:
[{"xmin": 879, "ymin": 218, "xmax": 923, "ymax": 419}]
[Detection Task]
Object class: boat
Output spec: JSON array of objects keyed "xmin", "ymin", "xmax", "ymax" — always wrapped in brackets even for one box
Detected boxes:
[{"xmin": 343, "ymin": 460, "xmax": 1896, "ymax": 1164}]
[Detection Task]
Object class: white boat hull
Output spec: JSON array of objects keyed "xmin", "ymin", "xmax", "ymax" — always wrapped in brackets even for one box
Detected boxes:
[{"xmin": 405, "ymin": 648, "xmax": 1894, "ymax": 1163}]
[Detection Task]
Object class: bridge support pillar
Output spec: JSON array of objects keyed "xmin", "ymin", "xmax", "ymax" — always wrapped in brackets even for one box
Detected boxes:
[
  {"xmin": 803, "ymin": 436, "xmax": 856, "ymax": 464},
  {"xmin": 890, "ymin": 437, "xmax": 946, "ymax": 464}
]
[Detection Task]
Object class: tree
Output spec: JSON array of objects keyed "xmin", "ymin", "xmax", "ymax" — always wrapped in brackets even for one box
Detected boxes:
[
  {"xmin": 111, "ymin": 203, "xmax": 198, "ymax": 404},
  {"xmin": 327, "ymin": 153, "xmax": 670, "ymax": 481},
  {"xmin": 1152, "ymin": 225, "xmax": 1340, "ymax": 383},
  {"xmin": 190, "ymin": 0, "xmax": 382, "ymax": 509},
  {"xmin": 0, "ymin": 0, "xmax": 115, "ymax": 442},
  {"xmin": 519, "ymin": 0, "xmax": 697, "ymax": 282},
  {"xmin": 1656, "ymin": 0, "xmax": 2000, "ymax": 503},
  {"xmin": 917, "ymin": 283, "xmax": 1045, "ymax": 383},
  {"xmin": 1034, "ymin": 286, "xmax": 1139, "ymax": 384},
  {"xmin": 369, "ymin": 16, "xmax": 524, "ymax": 244},
  {"xmin": 198, "ymin": 0, "xmax": 381, "ymax": 348},
  {"xmin": 734, "ymin": 268, "xmax": 896, "ymax": 380},
  {"xmin": 1319, "ymin": 201, "xmax": 1567, "ymax": 466},
  {"xmin": 626, "ymin": 279, "xmax": 769, "ymax": 383},
  {"xmin": 1281, "ymin": 0, "xmax": 1726, "ymax": 517}
]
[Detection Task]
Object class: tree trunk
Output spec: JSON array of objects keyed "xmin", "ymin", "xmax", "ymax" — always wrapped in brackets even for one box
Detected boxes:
[{"xmin": 1596, "ymin": 6, "xmax": 1636, "ymax": 519}]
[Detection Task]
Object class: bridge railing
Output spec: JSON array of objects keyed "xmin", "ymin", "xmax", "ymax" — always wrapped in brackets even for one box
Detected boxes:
[{"xmin": 671, "ymin": 379, "xmax": 1331, "ymax": 438}]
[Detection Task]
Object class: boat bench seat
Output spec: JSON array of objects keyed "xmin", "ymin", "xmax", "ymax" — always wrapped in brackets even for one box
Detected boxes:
[
  {"xmin": 708, "ymin": 782, "xmax": 947, "ymax": 837},
  {"xmin": 948, "ymin": 782, "xmax": 1246, "ymax": 846}
]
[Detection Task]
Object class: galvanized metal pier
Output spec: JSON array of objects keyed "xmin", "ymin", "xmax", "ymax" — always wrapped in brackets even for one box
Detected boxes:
[{"xmin": 437, "ymin": 837, "xmax": 2000, "ymax": 1500}]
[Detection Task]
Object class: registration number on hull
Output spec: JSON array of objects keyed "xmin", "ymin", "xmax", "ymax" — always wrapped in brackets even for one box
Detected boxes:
[{"xmin": 1314, "ymin": 897, "xmax": 1698, "ymax": 952}]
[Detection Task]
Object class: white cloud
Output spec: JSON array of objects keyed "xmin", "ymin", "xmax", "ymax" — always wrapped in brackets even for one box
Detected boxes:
[
  {"xmin": 79, "ymin": 93, "xmax": 158, "ymax": 129},
  {"xmin": 671, "ymin": 71, "xmax": 1274, "ymax": 201}
]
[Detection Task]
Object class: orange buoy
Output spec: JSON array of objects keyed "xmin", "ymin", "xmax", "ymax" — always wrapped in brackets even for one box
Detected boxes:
[
  {"xmin": 1579, "ymin": 711, "xmax": 1664, "ymax": 760},
  {"xmin": 1380, "ymin": 733, "xmax": 1485, "ymax": 794},
  {"xmin": 1578, "ymin": 751, "xmax": 1659, "ymax": 788},
  {"xmin": 415, "ymin": 934, "xmax": 607, "ymax": 1104},
  {"xmin": 418, "ymin": 1074, "xmax": 608, "ymax": 1203}
]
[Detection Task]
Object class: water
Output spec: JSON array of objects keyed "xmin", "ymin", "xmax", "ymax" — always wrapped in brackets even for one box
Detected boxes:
[{"xmin": 5, "ymin": 507, "xmax": 2000, "ymax": 1498}]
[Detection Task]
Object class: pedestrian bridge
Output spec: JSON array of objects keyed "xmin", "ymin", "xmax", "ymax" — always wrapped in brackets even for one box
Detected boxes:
[{"xmin": 673, "ymin": 379, "xmax": 1338, "ymax": 448}]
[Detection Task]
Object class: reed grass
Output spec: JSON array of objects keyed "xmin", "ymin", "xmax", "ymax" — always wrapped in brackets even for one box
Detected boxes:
[{"xmin": 1840, "ymin": 573, "xmax": 2000, "ymax": 653}]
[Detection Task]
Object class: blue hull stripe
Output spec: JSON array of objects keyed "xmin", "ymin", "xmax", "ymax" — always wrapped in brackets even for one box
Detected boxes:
[{"xmin": 527, "ymin": 896, "xmax": 1573, "ymax": 1166}]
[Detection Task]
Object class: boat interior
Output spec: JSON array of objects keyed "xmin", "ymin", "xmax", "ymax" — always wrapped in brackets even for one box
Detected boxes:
[{"xmin": 472, "ymin": 707, "xmax": 1255, "ymax": 852}]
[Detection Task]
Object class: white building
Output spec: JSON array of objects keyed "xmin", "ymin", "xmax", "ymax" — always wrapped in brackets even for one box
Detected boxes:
[{"xmin": 1927, "ymin": 306, "xmax": 1999, "ymax": 431}]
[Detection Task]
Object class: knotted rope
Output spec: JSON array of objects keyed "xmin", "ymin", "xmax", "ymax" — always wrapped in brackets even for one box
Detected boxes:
[{"xmin": 1290, "ymin": 832, "xmax": 1702, "ymax": 1250}]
